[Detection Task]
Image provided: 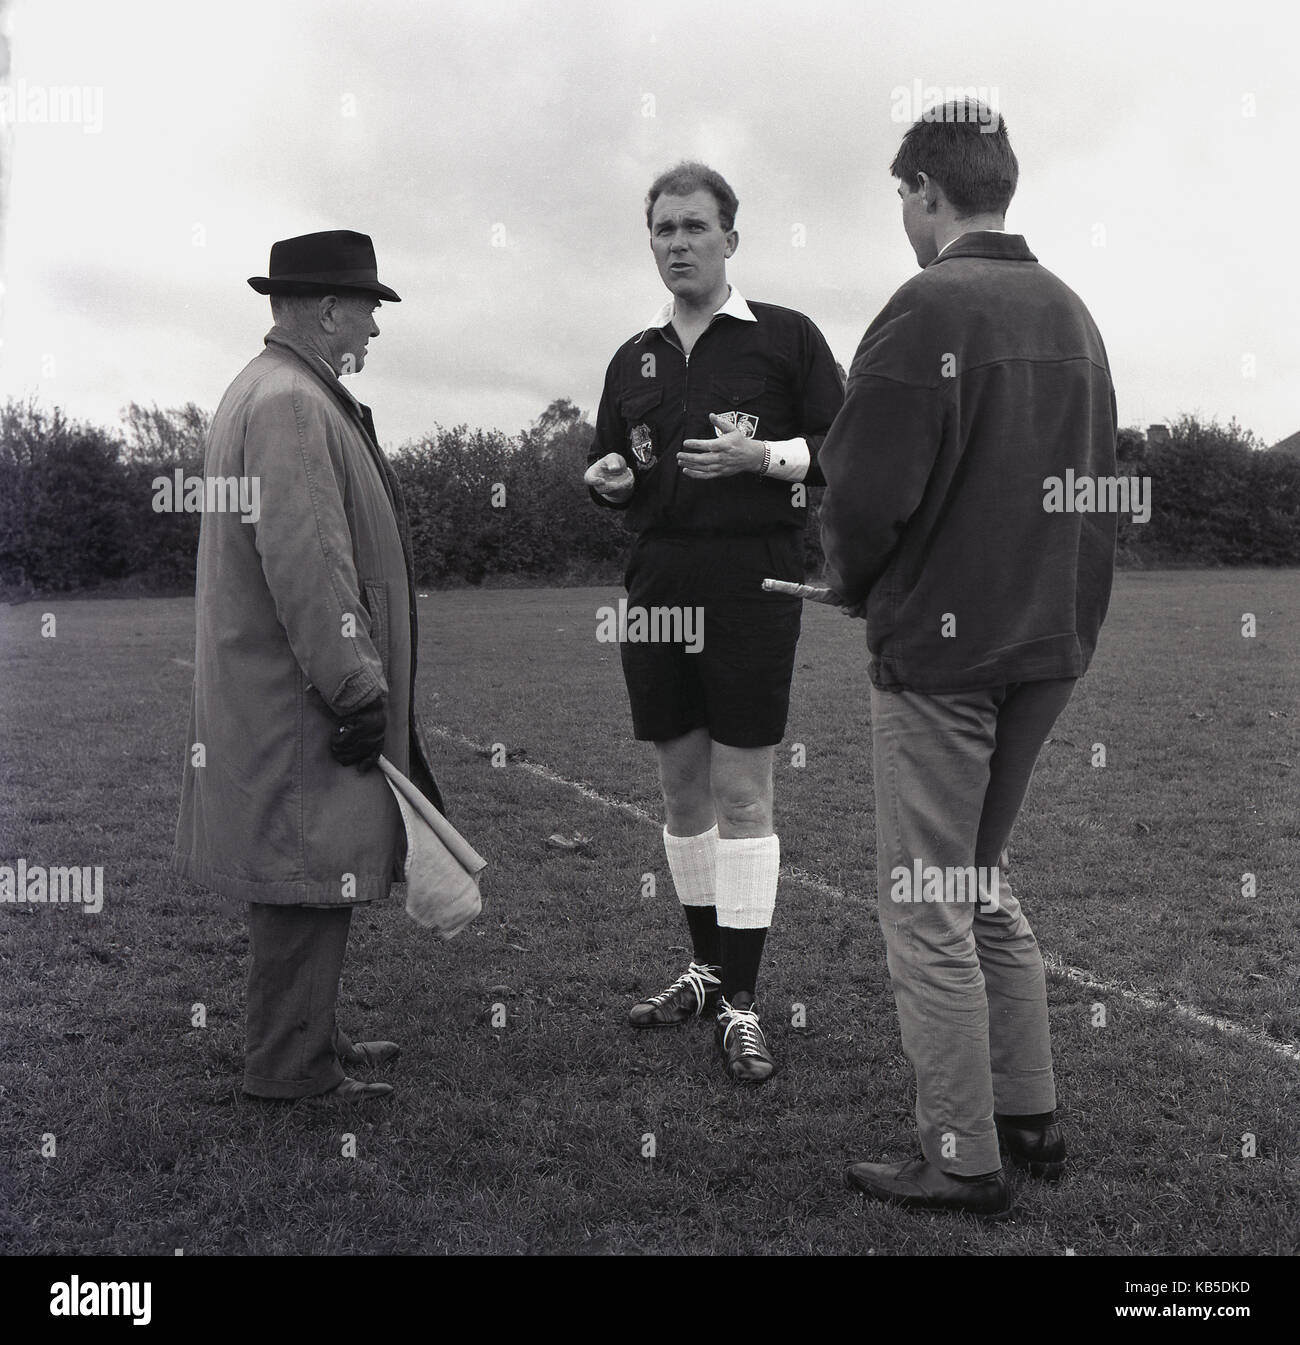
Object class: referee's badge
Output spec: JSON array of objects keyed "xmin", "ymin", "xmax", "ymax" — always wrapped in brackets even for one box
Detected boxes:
[{"xmin": 628, "ymin": 422, "xmax": 657, "ymax": 468}]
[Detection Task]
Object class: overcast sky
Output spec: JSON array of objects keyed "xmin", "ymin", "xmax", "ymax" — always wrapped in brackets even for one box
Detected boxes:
[{"xmin": 1, "ymin": 0, "xmax": 1295, "ymax": 449}]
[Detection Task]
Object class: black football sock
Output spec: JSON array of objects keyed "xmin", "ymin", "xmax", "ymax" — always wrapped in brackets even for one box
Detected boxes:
[
  {"xmin": 719, "ymin": 926, "xmax": 768, "ymax": 1003},
  {"xmin": 997, "ymin": 1110, "xmax": 1056, "ymax": 1128},
  {"xmin": 682, "ymin": 905, "xmax": 721, "ymax": 970}
]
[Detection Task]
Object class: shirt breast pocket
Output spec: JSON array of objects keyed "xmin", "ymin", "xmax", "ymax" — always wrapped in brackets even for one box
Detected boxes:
[
  {"xmin": 618, "ymin": 386, "xmax": 664, "ymax": 472},
  {"xmin": 710, "ymin": 375, "xmax": 767, "ymax": 439}
]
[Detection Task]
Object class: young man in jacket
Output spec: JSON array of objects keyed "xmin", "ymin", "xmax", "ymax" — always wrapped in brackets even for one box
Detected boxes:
[{"xmin": 819, "ymin": 105, "xmax": 1118, "ymax": 1216}]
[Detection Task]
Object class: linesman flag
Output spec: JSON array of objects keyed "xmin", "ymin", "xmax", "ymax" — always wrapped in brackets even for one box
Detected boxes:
[
  {"xmin": 378, "ymin": 755, "xmax": 485, "ymax": 940},
  {"xmin": 761, "ymin": 578, "xmax": 836, "ymax": 603}
]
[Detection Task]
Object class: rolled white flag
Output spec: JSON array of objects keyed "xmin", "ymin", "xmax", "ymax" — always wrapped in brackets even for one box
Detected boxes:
[{"xmin": 378, "ymin": 755, "xmax": 485, "ymax": 940}]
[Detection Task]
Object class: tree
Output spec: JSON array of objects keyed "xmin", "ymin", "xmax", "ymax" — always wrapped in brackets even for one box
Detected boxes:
[
  {"xmin": 120, "ymin": 401, "xmax": 211, "ymax": 466},
  {"xmin": 533, "ymin": 397, "xmax": 586, "ymax": 441},
  {"xmin": 0, "ymin": 399, "xmax": 133, "ymax": 590}
]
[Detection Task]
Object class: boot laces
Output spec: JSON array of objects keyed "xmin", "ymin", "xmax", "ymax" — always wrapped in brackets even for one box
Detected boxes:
[
  {"xmin": 718, "ymin": 999, "xmax": 766, "ymax": 1055},
  {"xmin": 649, "ymin": 961, "xmax": 720, "ymax": 1014}
]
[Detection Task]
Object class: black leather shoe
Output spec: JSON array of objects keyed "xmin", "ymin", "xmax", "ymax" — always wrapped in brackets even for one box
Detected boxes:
[
  {"xmin": 338, "ymin": 1039, "xmax": 401, "ymax": 1069},
  {"xmin": 845, "ymin": 1155, "xmax": 1012, "ymax": 1220},
  {"xmin": 318, "ymin": 1076, "xmax": 394, "ymax": 1101},
  {"xmin": 629, "ymin": 962, "xmax": 721, "ymax": 1028},
  {"xmin": 995, "ymin": 1114, "xmax": 1066, "ymax": 1180},
  {"xmin": 714, "ymin": 996, "xmax": 776, "ymax": 1085}
]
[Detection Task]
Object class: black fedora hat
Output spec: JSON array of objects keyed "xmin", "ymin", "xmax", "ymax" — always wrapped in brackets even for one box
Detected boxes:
[{"xmin": 248, "ymin": 229, "xmax": 401, "ymax": 302}]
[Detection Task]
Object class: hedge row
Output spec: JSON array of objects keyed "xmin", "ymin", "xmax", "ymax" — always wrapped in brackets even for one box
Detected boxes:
[{"xmin": 0, "ymin": 399, "xmax": 1295, "ymax": 596}]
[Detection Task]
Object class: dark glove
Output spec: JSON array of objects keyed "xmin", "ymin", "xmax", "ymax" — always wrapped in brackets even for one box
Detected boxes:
[{"xmin": 331, "ymin": 695, "xmax": 387, "ymax": 770}]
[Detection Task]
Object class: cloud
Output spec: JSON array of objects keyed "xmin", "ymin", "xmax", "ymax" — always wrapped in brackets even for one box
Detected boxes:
[{"xmin": 2, "ymin": 0, "xmax": 1297, "ymax": 445}]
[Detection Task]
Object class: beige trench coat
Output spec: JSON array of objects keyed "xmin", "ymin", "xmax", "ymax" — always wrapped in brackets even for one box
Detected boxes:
[{"xmin": 173, "ymin": 326, "xmax": 442, "ymax": 905}]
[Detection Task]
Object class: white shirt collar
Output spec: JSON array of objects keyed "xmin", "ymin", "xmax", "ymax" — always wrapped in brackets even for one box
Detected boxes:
[
  {"xmin": 936, "ymin": 228, "xmax": 1006, "ymax": 259},
  {"xmin": 639, "ymin": 284, "xmax": 757, "ymax": 338}
]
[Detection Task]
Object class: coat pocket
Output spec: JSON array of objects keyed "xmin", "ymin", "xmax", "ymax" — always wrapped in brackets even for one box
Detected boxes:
[{"xmin": 361, "ymin": 580, "xmax": 390, "ymax": 675}]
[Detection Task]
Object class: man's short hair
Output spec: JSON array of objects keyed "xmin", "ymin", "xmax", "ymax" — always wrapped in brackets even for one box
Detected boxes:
[
  {"xmin": 270, "ymin": 290, "xmax": 376, "ymax": 324},
  {"xmin": 889, "ymin": 101, "xmax": 1018, "ymax": 217},
  {"xmin": 645, "ymin": 161, "xmax": 739, "ymax": 232},
  {"xmin": 269, "ymin": 291, "xmax": 322, "ymax": 323}
]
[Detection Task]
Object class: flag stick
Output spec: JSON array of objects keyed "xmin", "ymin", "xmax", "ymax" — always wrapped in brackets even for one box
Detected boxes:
[{"xmin": 761, "ymin": 578, "xmax": 836, "ymax": 603}]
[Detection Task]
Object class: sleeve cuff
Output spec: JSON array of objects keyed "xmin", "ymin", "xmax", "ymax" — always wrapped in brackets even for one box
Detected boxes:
[{"xmin": 761, "ymin": 438, "xmax": 810, "ymax": 482}]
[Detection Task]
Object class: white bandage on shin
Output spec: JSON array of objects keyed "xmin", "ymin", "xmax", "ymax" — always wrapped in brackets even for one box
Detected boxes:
[
  {"xmin": 715, "ymin": 834, "xmax": 780, "ymax": 929},
  {"xmin": 662, "ymin": 825, "xmax": 719, "ymax": 907}
]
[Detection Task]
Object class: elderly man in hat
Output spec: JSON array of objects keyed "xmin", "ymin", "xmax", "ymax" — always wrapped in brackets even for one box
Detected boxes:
[{"xmin": 174, "ymin": 230, "xmax": 443, "ymax": 1101}]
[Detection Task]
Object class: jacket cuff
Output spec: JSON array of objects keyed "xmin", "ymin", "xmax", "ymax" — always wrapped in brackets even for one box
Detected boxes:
[{"xmin": 328, "ymin": 667, "xmax": 387, "ymax": 717}]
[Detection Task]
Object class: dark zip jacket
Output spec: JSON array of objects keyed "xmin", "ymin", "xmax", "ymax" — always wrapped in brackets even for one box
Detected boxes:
[{"xmin": 588, "ymin": 297, "xmax": 844, "ymax": 535}]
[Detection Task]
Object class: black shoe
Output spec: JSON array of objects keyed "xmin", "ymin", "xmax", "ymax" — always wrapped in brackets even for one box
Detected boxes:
[
  {"xmin": 995, "ymin": 1113, "xmax": 1067, "ymax": 1181},
  {"xmin": 845, "ymin": 1155, "xmax": 1011, "ymax": 1221},
  {"xmin": 316, "ymin": 1076, "xmax": 394, "ymax": 1101},
  {"xmin": 714, "ymin": 996, "xmax": 776, "ymax": 1085},
  {"xmin": 628, "ymin": 962, "xmax": 721, "ymax": 1028},
  {"xmin": 338, "ymin": 1039, "xmax": 401, "ymax": 1069}
]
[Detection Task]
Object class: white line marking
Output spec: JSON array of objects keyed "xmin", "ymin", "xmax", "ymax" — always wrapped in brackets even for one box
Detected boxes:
[
  {"xmin": 1040, "ymin": 954, "xmax": 1300, "ymax": 1063},
  {"xmin": 430, "ymin": 725, "xmax": 659, "ymax": 823},
  {"xmin": 428, "ymin": 724, "xmax": 1300, "ymax": 1066}
]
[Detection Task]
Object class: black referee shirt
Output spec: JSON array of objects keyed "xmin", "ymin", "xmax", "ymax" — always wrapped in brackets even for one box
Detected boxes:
[{"xmin": 588, "ymin": 294, "xmax": 844, "ymax": 536}]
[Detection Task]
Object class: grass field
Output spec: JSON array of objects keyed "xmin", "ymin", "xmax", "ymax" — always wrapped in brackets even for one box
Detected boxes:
[{"xmin": 1, "ymin": 570, "xmax": 1298, "ymax": 1255}]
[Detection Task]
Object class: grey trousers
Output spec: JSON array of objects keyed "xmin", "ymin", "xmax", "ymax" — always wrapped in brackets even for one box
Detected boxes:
[
  {"xmin": 243, "ymin": 903, "xmax": 353, "ymax": 1098},
  {"xmin": 870, "ymin": 677, "xmax": 1076, "ymax": 1175}
]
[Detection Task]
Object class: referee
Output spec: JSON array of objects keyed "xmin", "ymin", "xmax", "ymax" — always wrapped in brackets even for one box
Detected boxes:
[{"xmin": 585, "ymin": 162, "xmax": 843, "ymax": 1084}]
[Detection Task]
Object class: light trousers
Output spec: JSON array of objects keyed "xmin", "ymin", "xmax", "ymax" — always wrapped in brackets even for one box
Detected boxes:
[{"xmin": 870, "ymin": 678, "xmax": 1076, "ymax": 1175}]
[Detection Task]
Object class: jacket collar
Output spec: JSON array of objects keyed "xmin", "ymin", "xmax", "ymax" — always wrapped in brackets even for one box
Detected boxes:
[
  {"xmin": 928, "ymin": 232, "xmax": 1038, "ymax": 266},
  {"xmin": 264, "ymin": 326, "xmax": 368, "ymax": 415},
  {"xmin": 262, "ymin": 325, "xmax": 397, "ymax": 514}
]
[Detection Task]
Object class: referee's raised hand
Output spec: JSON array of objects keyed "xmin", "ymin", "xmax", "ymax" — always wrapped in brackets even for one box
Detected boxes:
[
  {"xmin": 680, "ymin": 413, "xmax": 766, "ymax": 478},
  {"xmin": 584, "ymin": 452, "xmax": 635, "ymax": 502}
]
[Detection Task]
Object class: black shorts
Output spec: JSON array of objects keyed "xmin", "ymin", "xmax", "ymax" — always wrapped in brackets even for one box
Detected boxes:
[{"xmin": 619, "ymin": 531, "xmax": 805, "ymax": 749}]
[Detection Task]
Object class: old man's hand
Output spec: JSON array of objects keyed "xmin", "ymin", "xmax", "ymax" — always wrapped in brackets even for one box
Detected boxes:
[{"xmin": 332, "ymin": 695, "xmax": 387, "ymax": 770}]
